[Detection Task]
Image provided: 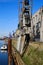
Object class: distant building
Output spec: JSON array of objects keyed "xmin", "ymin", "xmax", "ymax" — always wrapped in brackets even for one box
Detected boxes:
[{"xmin": 31, "ymin": 6, "xmax": 43, "ymax": 42}]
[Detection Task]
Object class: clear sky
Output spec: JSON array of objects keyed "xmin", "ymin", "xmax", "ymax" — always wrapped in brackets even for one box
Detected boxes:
[{"xmin": 0, "ymin": 0, "xmax": 43, "ymax": 37}]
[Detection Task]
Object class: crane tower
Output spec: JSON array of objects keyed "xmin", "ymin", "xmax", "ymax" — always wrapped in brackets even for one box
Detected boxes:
[
  {"xmin": 18, "ymin": 0, "xmax": 32, "ymax": 30},
  {"xmin": 17, "ymin": 0, "xmax": 32, "ymax": 54}
]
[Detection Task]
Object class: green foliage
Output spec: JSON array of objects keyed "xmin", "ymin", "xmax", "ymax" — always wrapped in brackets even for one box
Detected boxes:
[{"xmin": 22, "ymin": 46, "xmax": 43, "ymax": 65}]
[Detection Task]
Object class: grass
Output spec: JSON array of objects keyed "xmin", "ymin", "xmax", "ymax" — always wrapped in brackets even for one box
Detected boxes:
[{"xmin": 22, "ymin": 45, "xmax": 43, "ymax": 65}]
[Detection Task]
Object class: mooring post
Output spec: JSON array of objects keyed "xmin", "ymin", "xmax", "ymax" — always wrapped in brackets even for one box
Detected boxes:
[{"xmin": 8, "ymin": 38, "xmax": 12, "ymax": 65}]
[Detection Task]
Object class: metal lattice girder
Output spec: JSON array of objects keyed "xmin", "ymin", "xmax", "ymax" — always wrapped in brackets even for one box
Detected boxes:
[{"xmin": 23, "ymin": 0, "xmax": 29, "ymax": 5}]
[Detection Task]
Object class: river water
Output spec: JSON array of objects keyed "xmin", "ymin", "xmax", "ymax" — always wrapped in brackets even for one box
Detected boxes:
[{"xmin": 0, "ymin": 40, "xmax": 8, "ymax": 65}]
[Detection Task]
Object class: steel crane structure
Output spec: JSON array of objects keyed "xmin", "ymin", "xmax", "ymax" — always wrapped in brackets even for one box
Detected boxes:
[{"xmin": 16, "ymin": 0, "xmax": 32, "ymax": 55}]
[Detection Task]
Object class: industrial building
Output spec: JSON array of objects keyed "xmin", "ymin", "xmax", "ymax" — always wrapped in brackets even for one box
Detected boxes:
[{"xmin": 31, "ymin": 6, "xmax": 43, "ymax": 42}]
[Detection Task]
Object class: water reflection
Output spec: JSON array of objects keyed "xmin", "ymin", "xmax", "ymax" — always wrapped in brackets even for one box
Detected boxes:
[
  {"xmin": 0, "ymin": 51, "xmax": 8, "ymax": 65},
  {"xmin": 0, "ymin": 50, "xmax": 7, "ymax": 53},
  {"xmin": 0, "ymin": 40, "xmax": 8, "ymax": 65},
  {"xmin": 0, "ymin": 40, "xmax": 15, "ymax": 65}
]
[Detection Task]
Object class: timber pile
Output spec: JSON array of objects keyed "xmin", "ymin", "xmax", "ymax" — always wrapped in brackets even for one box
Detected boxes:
[{"xmin": 12, "ymin": 47, "xmax": 26, "ymax": 65}]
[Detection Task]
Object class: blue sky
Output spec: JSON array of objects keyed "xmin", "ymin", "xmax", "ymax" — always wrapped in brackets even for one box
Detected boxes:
[{"xmin": 0, "ymin": 0, "xmax": 43, "ymax": 37}]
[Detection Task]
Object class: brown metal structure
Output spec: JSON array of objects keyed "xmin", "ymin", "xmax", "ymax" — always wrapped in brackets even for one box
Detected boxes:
[
  {"xmin": 17, "ymin": 0, "xmax": 33, "ymax": 55},
  {"xmin": 18, "ymin": 0, "xmax": 32, "ymax": 29}
]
